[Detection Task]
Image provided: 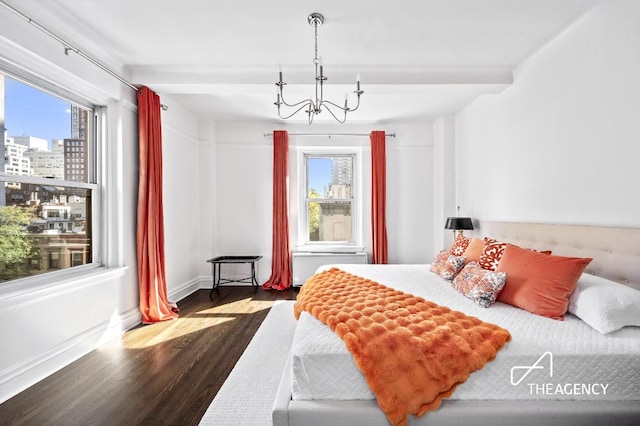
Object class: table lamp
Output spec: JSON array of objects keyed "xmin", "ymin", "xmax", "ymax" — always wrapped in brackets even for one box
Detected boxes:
[{"xmin": 444, "ymin": 215, "xmax": 474, "ymax": 238}]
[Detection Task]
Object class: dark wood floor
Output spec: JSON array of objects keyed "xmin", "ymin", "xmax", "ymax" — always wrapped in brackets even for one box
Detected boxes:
[{"xmin": 0, "ymin": 286, "xmax": 297, "ymax": 426}]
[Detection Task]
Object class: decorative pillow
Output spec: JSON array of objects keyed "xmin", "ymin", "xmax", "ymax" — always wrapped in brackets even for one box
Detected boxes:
[
  {"xmin": 533, "ymin": 249, "xmax": 553, "ymax": 255},
  {"xmin": 462, "ymin": 238, "xmax": 484, "ymax": 264},
  {"xmin": 449, "ymin": 234, "xmax": 471, "ymax": 256},
  {"xmin": 496, "ymin": 244, "xmax": 592, "ymax": 320},
  {"xmin": 478, "ymin": 238, "xmax": 507, "ymax": 271},
  {"xmin": 568, "ymin": 273, "xmax": 640, "ymax": 334},
  {"xmin": 452, "ymin": 262, "xmax": 507, "ymax": 308},
  {"xmin": 430, "ymin": 250, "xmax": 466, "ymax": 280}
]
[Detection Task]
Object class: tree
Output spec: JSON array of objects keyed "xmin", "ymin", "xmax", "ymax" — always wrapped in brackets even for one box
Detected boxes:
[
  {"xmin": 0, "ymin": 205, "xmax": 36, "ymax": 282},
  {"xmin": 308, "ymin": 189, "xmax": 320, "ymax": 240}
]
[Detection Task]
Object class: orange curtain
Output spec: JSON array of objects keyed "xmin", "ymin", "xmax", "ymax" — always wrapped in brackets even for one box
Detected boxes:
[
  {"xmin": 263, "ymin": 130, "xmax": 292, "ymax": 290},
  {"xmin": 371, "ymin": 130, "xmax": 388, "ymax": 264},
  {"xmin": 136, "ymin": 86, "xmax": 178, "ymax": 323}
]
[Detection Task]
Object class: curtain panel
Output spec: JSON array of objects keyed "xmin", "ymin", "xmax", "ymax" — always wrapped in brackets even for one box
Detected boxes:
[
  {"xmin": 136, "ymin": 87, "xmax": 178, "ymax": 323},
  {"xmin": 263, "ymin": 130, "xmax": 292, "ymax": 290},
  {"xmin": 371, "ymin": 130, "xmax": 388, "ymax": 264}
]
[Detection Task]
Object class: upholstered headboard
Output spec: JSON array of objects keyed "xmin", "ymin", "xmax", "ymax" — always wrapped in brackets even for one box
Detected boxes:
[{"xmin": 476, "ymin": 221, "xmax": 640, "ymax": 292}]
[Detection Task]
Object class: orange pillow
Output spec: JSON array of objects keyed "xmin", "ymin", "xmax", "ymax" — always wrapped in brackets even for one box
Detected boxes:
[
  {"xmin": 462, "ymin": 238, "xmax": 484, "ymax": 264},
  {"xmin": 496, "ymin": 244, "xmax": 592, "ymax": 320}
]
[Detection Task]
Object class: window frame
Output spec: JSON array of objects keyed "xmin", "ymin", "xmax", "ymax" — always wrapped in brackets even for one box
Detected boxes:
[
  {"xmin": 0, "ymin": 68, "xmax": 103, "ymax": 285},
  {"xmin": 297, "ymin": 148, "xmax": 363, "ymax": 251}
]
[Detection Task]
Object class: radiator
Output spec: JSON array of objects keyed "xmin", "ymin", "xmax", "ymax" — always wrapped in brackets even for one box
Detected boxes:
[{"xmin": 292, "ymin": 252, "xmax": 368, "ymax": 286}]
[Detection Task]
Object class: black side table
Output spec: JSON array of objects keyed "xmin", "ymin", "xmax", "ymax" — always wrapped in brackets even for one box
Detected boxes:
[{"xmin": 207, "ymin": 256, "xmax": 263, "ymax": 297}]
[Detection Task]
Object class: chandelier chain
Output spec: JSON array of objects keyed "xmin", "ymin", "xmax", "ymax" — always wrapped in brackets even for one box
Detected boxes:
[{"xmin": 314, "ymin": 20, "xmax": 319, "ymax": 62}]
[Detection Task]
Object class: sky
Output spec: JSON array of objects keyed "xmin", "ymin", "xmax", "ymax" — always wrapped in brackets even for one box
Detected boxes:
[
  {"xmin": 307, "ymin": 157, "xmax": 332, "ymax": 196},
  {"xmin": 4, "ymin": 76, "xmax": 71, "ymax": 144}
]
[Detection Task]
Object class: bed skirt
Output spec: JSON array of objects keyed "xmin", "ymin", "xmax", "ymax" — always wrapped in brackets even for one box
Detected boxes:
[{"xmin": 273, "ymin": 357, "xmax": 640, "ymax": 426}]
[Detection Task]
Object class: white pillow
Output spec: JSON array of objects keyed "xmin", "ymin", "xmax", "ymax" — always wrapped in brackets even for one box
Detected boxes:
[{"xmin": 568, "ymin": 273, "xmax": 640, "ymax": 334}]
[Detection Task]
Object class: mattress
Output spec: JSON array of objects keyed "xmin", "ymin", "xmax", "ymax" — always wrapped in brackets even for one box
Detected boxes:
[{"xmin": 291, "ymin": 264, "xmax": 640, "ymax": 402}]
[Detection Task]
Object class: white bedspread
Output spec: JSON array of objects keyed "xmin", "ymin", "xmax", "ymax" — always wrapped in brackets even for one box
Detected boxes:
[{"xmin": 291, "ymin": 264, "xmax": 640, "ymax": 401}]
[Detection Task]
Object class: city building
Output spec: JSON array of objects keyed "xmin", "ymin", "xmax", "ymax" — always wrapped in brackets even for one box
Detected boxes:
[
  {"xmin": 24, "ymin": 143, "xmax": 64, "ymax": 179},
  {"xmin": 3, "ymin": 138, "xmax": 31, "ymax": 176},
  {"xmin": 63, "ymin": 138, "xmax": 87, "ymax": 182},
  {"xmin": 12, "ymin": 135, "xmax": 48, "ymax": 151}
]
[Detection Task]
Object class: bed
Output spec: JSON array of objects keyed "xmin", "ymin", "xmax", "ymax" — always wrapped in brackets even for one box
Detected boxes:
[{"xmin": 272, "ymin": 222, "xmax": 640, "ymax": 426}]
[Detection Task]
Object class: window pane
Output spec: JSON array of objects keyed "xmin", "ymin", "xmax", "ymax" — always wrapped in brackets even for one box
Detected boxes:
[
  {"xmin": 2, "ymin": 76, "xmax": 91, "ymax": 183},
  {"xmin": 307, "ymin": 156, "xmax": 353, "ymax": 198},
  {"xmin": 307, "ymin": 201, "xmax": 352, "ymax": 242},
  {"xmin": 1, "ymin": 74, "xmax": 95, "ymax": 283},
  {"xmin": 0, "ymin": 183, "xmax": 92, "ymax": 283}
]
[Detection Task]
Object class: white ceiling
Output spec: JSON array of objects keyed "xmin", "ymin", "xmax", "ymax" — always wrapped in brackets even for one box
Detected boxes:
[{"xmin": 8, "ymin": 0, "xmax": 602, "ymax": 124}]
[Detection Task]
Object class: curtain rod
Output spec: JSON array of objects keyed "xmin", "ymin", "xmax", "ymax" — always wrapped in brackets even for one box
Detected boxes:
[
  {"xmin": 263, "ymin": 132, "xmax": 396, "ymax": 138},
  {"xmin": 0, "ymin": 0, "xmax": 168, "ymax": 110}
]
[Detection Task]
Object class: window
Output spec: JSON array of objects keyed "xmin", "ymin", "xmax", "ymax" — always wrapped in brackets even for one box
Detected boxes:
[
  {"xmin": 303, "ymin": 154, "xmax": 356, "ymax": 245},
  {"xmin": 0, "ymin": 73, "xmax": 98, "ymax": 283}
]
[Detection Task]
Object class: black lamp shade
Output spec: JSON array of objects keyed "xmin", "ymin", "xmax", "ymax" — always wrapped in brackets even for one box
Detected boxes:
[{"xmin": 444, "ymin": 217, "xmax": 474, "ymax": 231}]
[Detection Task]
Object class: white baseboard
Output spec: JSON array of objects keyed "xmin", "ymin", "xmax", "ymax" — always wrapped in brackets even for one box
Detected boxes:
[
  {"xmin": 169, "ymin": 276, "xmax": 202, "ymax": 302},
  {"xmin": 0, "ymin": 307, "xmax": 140, "ymax": 405}
]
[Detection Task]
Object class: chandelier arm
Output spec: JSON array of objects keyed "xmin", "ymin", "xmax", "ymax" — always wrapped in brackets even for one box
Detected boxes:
[
  {"xmin": 320, "ymin": 102, "xmax": 348, "ymax": 124},
  {"xmin": 280, "ymin": 92, "xmax": 315, "ymax": 108},
  {"xmin": 348, "ymin": 95, "xmax": 362, "ymax": 112},
  {"xmin": 321, "ymin": 99, "xmax": 349, "ymax": 112},
  {"xmin": 322, "ymin": 95, "xmax": 363, "ymax": 113},
  {"xmin": 278, "ymin": 101, "xmax": 314, "ymax": 120}
]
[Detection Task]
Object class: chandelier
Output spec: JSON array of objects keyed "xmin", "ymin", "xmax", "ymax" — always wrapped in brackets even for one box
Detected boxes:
[{"xmin": 275, "ymin": 13, "xmax": 364, "ymax": 124}]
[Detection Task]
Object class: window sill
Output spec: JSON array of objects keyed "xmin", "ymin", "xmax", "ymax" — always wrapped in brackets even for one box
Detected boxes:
[
  {"xmin": 0, "ymin": 265, "xmax": 128, "ymax": 303},
  {"xmin": 294, "ymin": 245, "xmax": 366, "ymax": 254}
]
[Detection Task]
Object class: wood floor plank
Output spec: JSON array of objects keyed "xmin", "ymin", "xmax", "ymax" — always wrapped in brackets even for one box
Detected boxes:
[{"xmin": 0, "ymin": 287, "xmax": 297, "ymax": 426}]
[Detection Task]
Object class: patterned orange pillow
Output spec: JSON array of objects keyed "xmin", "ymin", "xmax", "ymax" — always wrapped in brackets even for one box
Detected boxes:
[
  {"xmin": 449, "ymin": 234, "xmax": 471, "ymax": 256},
  {"xmin": 430, "ymin": 250, "xmax": 466, "ymax": 280},
  {"xmin": 479, "ymin": 238, "xmax": 507, "ymax": 271},
  {"xmin": 452, "ymin": 262, "xmax": 507, "ymax": 308}
]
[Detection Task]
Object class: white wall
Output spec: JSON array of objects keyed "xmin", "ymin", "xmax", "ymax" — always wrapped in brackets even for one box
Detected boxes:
[
  {"xmin": 433, "ymin": 116, "xmax": 457, "ymax": 252},
  {"xmin": 455, "ymin": 0, "xmax": 640, "ymax": 228},
  {"xmin": 385, "ymin": 124, "xmax": 435, "ymax": 264},
  {"xmin": 210, "ymin": 121, "xmax": 434, "ymax": 283},
  {"xmin": 160, "ymin": 95, "xmax": 205, "ymax": 301},
  {"xmin": 197, "ymin": 120, "xmax": 217, "ymax": 279}
]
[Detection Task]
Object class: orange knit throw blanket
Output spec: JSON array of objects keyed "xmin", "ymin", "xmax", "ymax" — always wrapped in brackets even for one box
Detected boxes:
[{"xmin": 294, "ymin": 268, "xmax": 511, "ymax": 426}]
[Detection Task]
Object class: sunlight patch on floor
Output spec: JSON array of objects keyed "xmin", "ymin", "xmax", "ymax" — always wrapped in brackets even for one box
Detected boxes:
[
  {"xmin": 199, "ymin": 297, "xmax": 275, "ymax": 315},
  {"xmin": 122, "ymin": 297, "xmax": 275, "ymax": 349}
]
